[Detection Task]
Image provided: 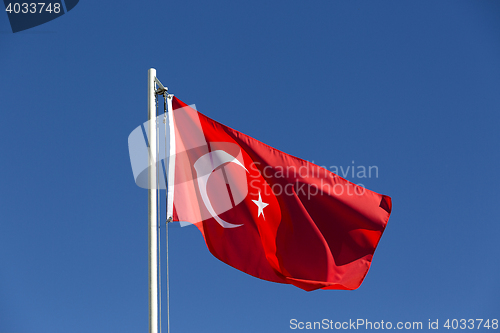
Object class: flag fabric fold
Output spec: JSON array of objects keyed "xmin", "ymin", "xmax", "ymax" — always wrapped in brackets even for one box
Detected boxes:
[{"xmin": 167, "ymin": 96, "xmax": 391, "ymax": 291}]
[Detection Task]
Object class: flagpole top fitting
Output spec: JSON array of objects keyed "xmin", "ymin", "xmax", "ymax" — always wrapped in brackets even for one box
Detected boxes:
[
  {"xmin": 154, "ymin": 76, "xmax": 168, "ymax": 96},
  {"xmin": 155, "ymin": 87, "xmax": 168, "ymax": 95}
]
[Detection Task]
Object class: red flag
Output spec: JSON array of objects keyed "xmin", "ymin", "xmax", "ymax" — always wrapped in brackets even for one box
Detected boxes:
[{"xmin": 167, "ymin": 96, "xmax": 392, "ymax": 291}]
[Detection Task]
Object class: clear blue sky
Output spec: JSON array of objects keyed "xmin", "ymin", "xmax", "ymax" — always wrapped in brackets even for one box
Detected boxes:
[{"xmin": 1, "ymin": 1, "xmax": 499, "ymax": 332}]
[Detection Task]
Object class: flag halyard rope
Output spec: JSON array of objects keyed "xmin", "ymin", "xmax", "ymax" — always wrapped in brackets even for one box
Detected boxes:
[
  {"xmin": 164, "ymin": 92, "xmax": 171, "ymax": 333},
  {"xmin": 155, "ymin": 92, "xmax": 162, "ymax": 333}
]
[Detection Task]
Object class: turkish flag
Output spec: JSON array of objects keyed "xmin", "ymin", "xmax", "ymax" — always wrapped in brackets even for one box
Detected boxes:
[{"xmin": 167, "ymin": 96, "xmax": 392, "ymax": 291}]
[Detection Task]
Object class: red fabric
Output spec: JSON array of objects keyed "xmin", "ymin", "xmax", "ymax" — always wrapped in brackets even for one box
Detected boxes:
[{"xmin": 170, "ymin": 97, "xmax": 392, "ymax": 291}]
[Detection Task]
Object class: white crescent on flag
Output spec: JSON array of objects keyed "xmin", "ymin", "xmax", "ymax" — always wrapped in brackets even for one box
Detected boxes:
[{"xmin": 193, "ymin": 150, "xmax": 248, "ymax": 228}]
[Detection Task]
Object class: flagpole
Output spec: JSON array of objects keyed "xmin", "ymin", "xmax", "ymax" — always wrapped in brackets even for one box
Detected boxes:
[{"xmin": 148, "ymin": 68, "xmax": 158, "ymax": 333}]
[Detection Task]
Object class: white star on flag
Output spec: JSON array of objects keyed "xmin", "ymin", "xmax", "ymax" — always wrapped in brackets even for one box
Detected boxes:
[{"xmin": 252, "ymin": 191, "xmax": 269, "ymax": 219}]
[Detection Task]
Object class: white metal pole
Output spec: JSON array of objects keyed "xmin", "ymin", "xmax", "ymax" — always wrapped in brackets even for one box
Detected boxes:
[{"xmin": 148, "ymin": 68, "xmax": 158, "ymax": 333}]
